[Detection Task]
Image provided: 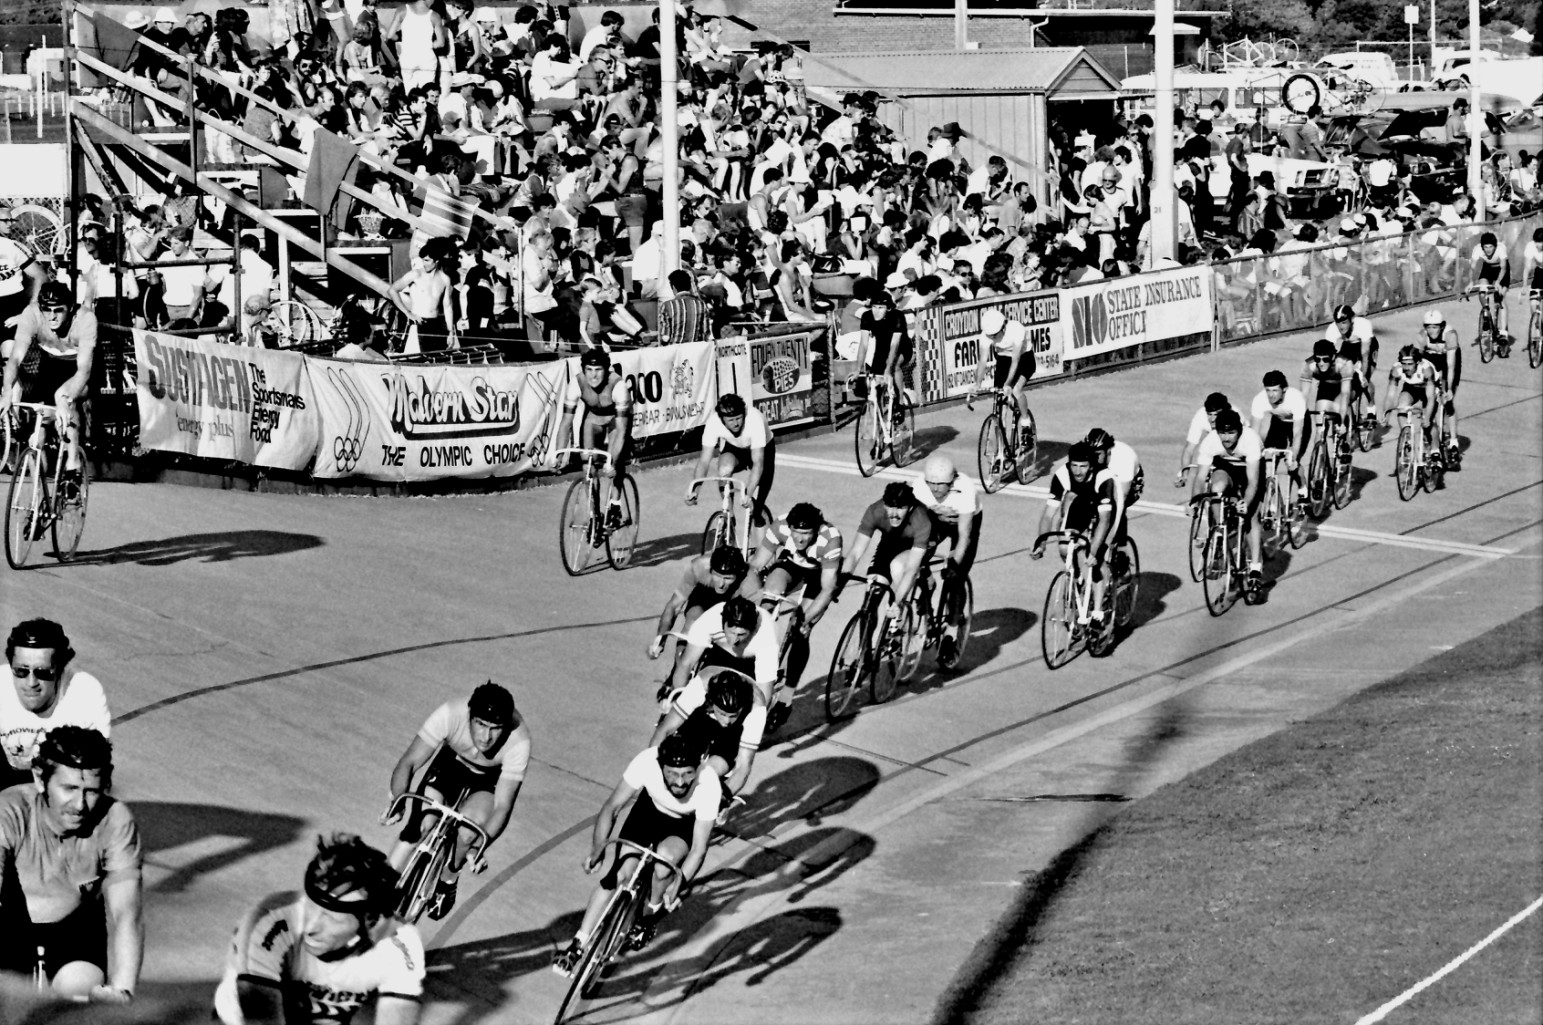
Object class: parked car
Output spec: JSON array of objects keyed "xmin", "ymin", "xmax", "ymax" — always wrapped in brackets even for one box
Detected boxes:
[{"xmin": 1498, "ymin": 103, "xmax": 1543, "ymax": 164}]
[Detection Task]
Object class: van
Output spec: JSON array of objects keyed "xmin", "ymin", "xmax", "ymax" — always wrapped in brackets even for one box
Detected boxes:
[{"xmin": 1315, "ymin": 51, "xmax": 1398, "ymax": 88}]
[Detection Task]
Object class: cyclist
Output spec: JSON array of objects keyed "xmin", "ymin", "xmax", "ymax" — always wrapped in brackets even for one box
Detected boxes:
[
  {"xmin": 685, "ymin": 393, "xmax": 775, "ymax": 531},
  {"xmin": 554, "ymin": 348, "xmax": 634, "ymax": 524},
  {"xmin": 749, "ymin": 502, "xmax": 843, "ymax": 728},
  {"xmin": 665, "ymin": 595, "xmax": 780, "ymax": 716},
  {"xmin": 1523, "ymin": 227, "xmax": 1543, "ymax": 303},
  {"xmin": 1419, "ymin": 308, "xmax": 1462, "ymax": 467},
  {"xmin": 0, "ymin": 727, "xmax": 141, "ymax": 1004},
  {"xmin": 1191, "ymin": 407, "xmax": 1265, "ymax": 593},
  {"xmin": 1031, "ymin": 442, "xmax": 1115, "ymax": 624},
  {"xmin": 1176, "ymin": 391, "xmax": 1235, "ymax": 488},
  {"xmin": 1467, "ymin": 230, "xmax": 1511, "ymax": 348},
  {"xmin": 553, "ymin": 732, "xmax": 719, "ymax": 974},
  {"xmin": 1, "ymin": 618, "xmax": 111, "ymax": 793},
  {"xmin": 1299, "ymin": 337, "xmax": 1354, "ymax": 454},
  {"xmin": 856, "ymin": 288, "xmax": 913, "ymax": 425},
  {"xmin": 214, "ymin": 833, "xmax": 423, "ymax": 1025},
  {"xmin": 382, "ymin": 682, "xmax": 530, "ymax": 921},
  {"xmin": 910, "ymin": 453, "xmax": 981, "ymax": 668},
  {"xmin": 967, "ymin": 307, "xmax": 1035, "ymax": 450},
  {"xmin": 1248, "ymin": 370, "xmax": 1309, "ymax": 511},
  {"xmin": 0, "ymin": 283, "xmax": 98, "ymax": 491},
  {"xmin": 1382, "ymin": 344, "xmax": 1441, "ymax": 450},
  {"xmin": 1083, "ymin": 427, "xmax": 1143, "ymax": 545},
  {"xmin": 839, "ymin": 480, "xmax": 932, "ymax": 619},
  {"xmin": 651, "ymin": 665, "xmax": 758, "ymax": 817},
  {"xmin": 1324, "ymin": 303, "xmax": 1379, "ymax": 425},
  {"xmin": 649, "ymin": 546, "xmax": 756, "ymax": 675}
]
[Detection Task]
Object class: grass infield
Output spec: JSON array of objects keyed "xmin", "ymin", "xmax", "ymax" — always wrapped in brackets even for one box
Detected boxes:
[{"xmin": 939, "ymin": 607, "xmax": 1543, "ymax": 1025}]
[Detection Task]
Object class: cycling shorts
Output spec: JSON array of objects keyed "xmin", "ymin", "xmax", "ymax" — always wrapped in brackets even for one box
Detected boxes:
[
  {"xmin": 765, "ymin": 555, "xmax": 821, "ymax": 596},
  {"xmin": 1262, "ymin": 417, "xmax": 1297, "ymax": 452},
  {"xmin": 1314, "ymin": 379, "xmax": 1343, "ymax": 403},
  {"xmin": 992, "ymin": 353, "xmax": 1031, "ymax": 390},
  {"xmin": 0, "ymin": 898, "xmax": 107, "ymax": 979},
  {"xmin": 1476, "ymin": 262, "xmax": 1509, "ymax": 287},
  {"xmin": 1210, "ymin": 458, "xmax": 1252, "ymax": 505},
  {"xmin": 719, "ymin": 444, "xmax": 776, "ymax": 513},
  {"xmin": 603, "ymin": 791, "xmax": 693, "ymax": 890},
  {"xmin": 18, "ymin": 354, "xmax": 76, "ymax": 406},
  {"xmin": 399, "ymin": 745, "xmax": 497, "ymax": 844}
]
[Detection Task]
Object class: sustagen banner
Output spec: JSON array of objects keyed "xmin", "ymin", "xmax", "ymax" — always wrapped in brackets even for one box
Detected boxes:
[
  {"xmin": 134, "ymin": 329, "xmax": 318, "ymax": 470},
  {"xmin": 310, "ymin": 358, "xmax": 567, "ymax": 481},
  {"xmin": 931, "ymin": 292, "xmax": 1064, "ymax": 403},
  {"xmin": 1061, "ymin": 266, "xmax": 1213, "ymax": 360}
]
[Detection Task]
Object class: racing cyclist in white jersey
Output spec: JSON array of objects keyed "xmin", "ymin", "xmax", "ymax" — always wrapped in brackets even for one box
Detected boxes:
[
  {"xmin": 1175, "ymin": 392, "xmax": 1236, "ymax": 488},
  {"xmin": 1192, "ymin": 407, "xmax": 1266, "ymax": 595},
  {"xmin": 910, "ymin": 452, "xmax": 981, "ymax": 668},
  {"xmin": 1467, "ymin": 231, "xmax": 1511, "ymax": 348},
  {"xmin": 967, "ymin": 308, "xmax": 1035, "ymax": 450},
  {"xmin": 1032, "ymin": 443, "xmax": 1115, "ymax": 623},
  {"xmin": 748, "ymin": 502, "xmax": 842, "ymax": 730},
  {"xmin": 553, "ymin": 732, "xmax": 720, "ymax": 974},
  {"xmin": 1383, "ymin": 344, "xmax": 1442, "ymax": 450},
  {"xmin": 0, "ymin": 283, "xmax": 98, "ymax": 490},
  {"xmin": 382, "ymin": 682, "xmax": 530, "ymax": 921},
  {"xmin": 1083, "ymin": 427, "xmax": 1143, "ymax": 549},
  {"xmin": 1249, "ymin": 370, "xmax": 1309, "ymax": 511},
  {"xmin": 685, "ymin": 392, "xmax": 775, "ymax": 533},
  {"xmin": 214, "ymin": 833, "xmax": 424, "ymax": 1025},
  {"xmin": 1323, "ymin": 303, "xmax": 1378, "ymax": 425}
]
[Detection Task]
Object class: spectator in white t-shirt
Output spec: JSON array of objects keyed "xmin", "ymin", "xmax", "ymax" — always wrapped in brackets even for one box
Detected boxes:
[{"xmin": 1, "ymin": 619, "xmax": 111, "ymax": 791}]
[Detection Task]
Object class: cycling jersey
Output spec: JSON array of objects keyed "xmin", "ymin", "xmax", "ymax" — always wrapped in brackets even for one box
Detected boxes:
[
  {"xmin": 1526, "ymin": 242, "xmax": 1543, "ymax": 289},
  {"xmin": 0, "ymin": 237, "xmax": 35, "ymax": 301},
  {"xmin": 702, "ymin": 408, "xmax": 770, "ymax": 453},
  {"xmin": 759, "ymin": 518, "xmax": 843, "ymax": 579},
  {"xmin": 1101, "ymin": 440, "xmax": 1144, "ymax": 502},
  {"xmin": 1302, "ymin": 355, "xmax": 1352, "ymax": 402},
  {"xmin": 563, "ymin": 368, "xmax": 630, "ymax": 423},
  {"xmin": 672, "ymin": 676, "xmax": 767, "ymax": 750},
  {"xmin": 1250, "ymin": 387, "xmax": 1308, "ymax": 450},
  {"xmin": 1325, "ymin": 317, "xmax": 1375, "ymax": 365},
  {"xmin": 416, "ymin": 700, "xmax": 532, "ymax": 782},
  {"xmin": 672, "ymin": 703, "xmax": 751, "ymax": 770},
  {"xmin": 1197, "ymin": 426, "xmax": 1264, "ymax": 498},
  {"xmin": 0, "ymin": 667, "xmax": 110, "ymax": 775},
  {"xmin": 621, "ymin": 747, "xmax": 722, "ymax": 822},
  {"xmin": 12, "ymin": 309, "xmax": 97, "ymax": 404},
  {"xmin": 910, "ymin": 471, "xmax": 980, "ymax": 524},
  {"xmin": 682, "ymin": 603, "xmax": 779, "ymax": 692},
  {"xmin": 859, "ymin": 307, "xmax": 913, "ymax": 372},
  {"xmin": 857, "ymin": 500, "xmax": 932, "ymax": 568},
  {"xmin": 1390, "ymin": 359, "xmax": 1439, "ymax": 398},
  {"xmin": 214, "ymin": 893, "xmax": 425, "ymax": 1025},
  {"xmin": 1471, "ymin": 242, "xmax": 1510, "ymax": 286},
  {"xmin": 0, "ymin": 786, "xmax": 138, "ymax": 926},
  {"xmin": 1048, "ymin": 463, "xmax": 1115, "ymax": 536}
]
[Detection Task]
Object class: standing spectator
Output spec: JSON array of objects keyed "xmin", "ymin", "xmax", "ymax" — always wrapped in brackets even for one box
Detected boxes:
[
  {"xmin": 1224, "ymin": 124, "xmax": 1252, "ymax": 226},
  {"xmin": 389, "ymin": 236, "xmax": 458, "ymax": 352},
  {"xmin": 154, "ymin": 226, "xmax": 208, "ymax": 327},
  {"xmin": 0, "ymin": 726, "xmax": 143, "ymax": 1004},
  {"xmin": 657, "ymin": 269, "xmax": 714, "ymax": 345},
  {"xmin": 393, "ymin": 0, "xmax": 446, "ymax": 91},
  {"xmin": 1, "ymin": 620, "xmax": 111, "ymax": 793}
]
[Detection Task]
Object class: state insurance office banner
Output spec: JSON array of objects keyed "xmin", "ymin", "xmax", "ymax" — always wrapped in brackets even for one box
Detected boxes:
[
  {"xmin": 134, "ymin": 329, "xmax": 318, "ymax": 470},
  {"xmin": 1060, "ymin": 266, "xmax": 1213, "ymax": 361}
]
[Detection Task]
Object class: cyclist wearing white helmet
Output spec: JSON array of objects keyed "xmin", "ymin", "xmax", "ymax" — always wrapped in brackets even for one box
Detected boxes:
[
  {"xmin": 969, "ymin": 307, "xmax": 1034, "ymax": 446},
  {"xmin": 910, "ymin": 452, "xmax": 982, "ymax": 668},
  {"xmin": 1418, "ymin": 308, "xmax": 1462, "ymax": 466}
]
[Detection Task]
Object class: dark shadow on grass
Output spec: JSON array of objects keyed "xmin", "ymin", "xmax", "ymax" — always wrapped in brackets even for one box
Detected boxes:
[
  {"xmin": 134, "ymin": 802, "xmax": 307, "ymax": 895},
  {"xmin": 931, "ymin": 702, "xmax": 1193, "ymax": 1024},
  {"xmin": 71, "ymin": 530, "xmax": 324, "ymax": 566}
]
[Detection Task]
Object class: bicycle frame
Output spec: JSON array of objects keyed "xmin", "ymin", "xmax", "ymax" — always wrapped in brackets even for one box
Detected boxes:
[
  {"xmin": 1191, "ymin": 493, "xmax": 1250, "ymax": 616},
  {"xmin": 691, "ymin": 475, "xmax": 753, "ymax": 560},
  {"xmin": 5, "ymin": 402, "xmax": 88, "ymax": 570},
  {"xmin": 385, "ymin": 792, "xmax": 490, "ymax": 923},
  {"xmin": 553, "ymin": 446, "xmax": 638, "ymax": 575}
]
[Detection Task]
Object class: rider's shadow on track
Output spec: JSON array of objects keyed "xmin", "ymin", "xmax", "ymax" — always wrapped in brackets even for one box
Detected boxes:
[
  {"xmin": 1346, "ymin": 464, "xmax": 1380, "ymax": 503},
  {"xmin": 629, "ymin": 529, "xmax": 702, "ymax": 568},
  {"xmin": 910, "ymin": 424, "xmax": 959, "ymax": 460},
  {"xmin": 728, "ymin": 755, "xmax": 882, "ymax": 841},
  {"xmin": 131, "ymin": 801, "xmax": 307, "ymax": 895},
  {"xmin": 69, "ymin": 530, "xmax": 324, "ymax": 566},
  {"xmin": 423, "ymin": 911, "xmax": 585, "ymax": 1019},
  {"xmin": 1129, "ymin": 572, "xmax": 1182, "ymax": 627}
]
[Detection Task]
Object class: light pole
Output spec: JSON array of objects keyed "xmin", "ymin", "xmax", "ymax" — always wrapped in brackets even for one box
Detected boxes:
[{"xmin": 1150, "ymin": 0, "xmax": 1176, "ymax": 265}]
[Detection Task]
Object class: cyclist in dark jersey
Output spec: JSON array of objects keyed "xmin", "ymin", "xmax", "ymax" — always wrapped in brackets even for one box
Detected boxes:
[
  {"xmin": 1032, "ymin": 442, "xmax": 1118, "ymax": 623},
  {"xmin": 554, "ymin": 347, "xmax": 634, "ymax": 519},
  {"xmin": 649, "ymin": 546, "xmax": 757, "ymax": 670},
  {"xmin": 839, "ymin": 481, "xmax": 932, "ymax": 611},
  {"xmin": 1418, "ymin": 308, "xmax": 1462, "ymax": 466},
  {"xmin": 651, "ymin": 669, "xmax": 757, "ymax": 819},
  {"xmin": 0, "ymin": 284, "xmax": 97, "ymax": 489}
]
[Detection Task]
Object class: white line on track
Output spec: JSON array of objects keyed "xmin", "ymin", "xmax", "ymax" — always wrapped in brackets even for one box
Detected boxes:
[
  {"xmin": 1352, "ymin": 895, "xmax": 1543, "ymax": 1024},
  {"xmin": 775, "ymin": 453, "xmax": 1516, "ymax": 559}
]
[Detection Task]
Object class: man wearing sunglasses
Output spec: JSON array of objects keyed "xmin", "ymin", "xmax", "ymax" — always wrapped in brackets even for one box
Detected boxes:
[
  {"xmin": 1299, "ymin": 337, "xmax": 1355, "ymax": 440},
  {"xmin": 1, "ymin": 619, "xmax": 111, "ymax": 792}
]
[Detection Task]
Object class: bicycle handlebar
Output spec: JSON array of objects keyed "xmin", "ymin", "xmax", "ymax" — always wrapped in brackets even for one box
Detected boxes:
[
  {"xmin": 598, "ymin": 838, "xmax": 686, "ymax": 899},
  {"xmin": 689, "ymin": 476, "xmax": 748, "ymax": 494},
  {"xmin": 385, "ymin": 792, "xmax": 492, "ymax": 855},
  {"xmin": 550, "ymin": 447, "xmax": 613, "ymax": 467},
  {"xmin": 1033, "ymin": 530, "xmax": 1089, "ymax": 550}
]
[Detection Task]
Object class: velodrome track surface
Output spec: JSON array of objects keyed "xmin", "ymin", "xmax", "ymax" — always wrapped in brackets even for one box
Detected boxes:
[{"xmin": 2, "ymin": 303, "xmax": 1539, "ymax": 1023}]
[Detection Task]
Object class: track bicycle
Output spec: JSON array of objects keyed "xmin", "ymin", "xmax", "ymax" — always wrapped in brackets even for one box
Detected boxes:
[
  {"xmin": 1390, "ymin": 406, "xmax": 1444, "ymax": 500},
  {"xmin": 382, "ymin": 792, "xmax": 490, "ymax": 924},
  {"xmin": 261, "ymin": 299, "xmax": 328, "ymax": 349},
  {"xmin": 5, "ymin": 403, "xmax": 89, "ymax": 570},
  {"xmin": 1178, "ymin": 464, "xmax": 1208, "ymax": 583},
  {"xmin": 553, "ymin": 447, "xmax": 640, "ymax": 575},
  {"xmin": 553, "ymin": 839, "xmax": 684, "ymax": 1025},
  {"xmin": 1525, "ymin": 289, "xmax": 1541, "ymax": 369},
  {"xmin": 757, "ymin": 590, "xmax": 806, "ymax": 701},
  {"xmin": 1346, "ymin": 353, "xmax": 1379, "ymax": 453},
  {"xmin": 849, "ymin": 373, "xmax": 914, "ymax": 477},
  {"xmin": 893, "ymin": 559, "xmax": 974, "ymax": 679},
  {"xmin": 824, "ymin": 573, "xmax": 904, "ymax": 720},
  {"xmin": 1034, "ymin": 530, "xmax": 1138, "ymax": 668},
  {"xmin": 0, "ymin": 403, "xmax": 34, "ymax": 476},
  {"xmin": 1464, "ymin": 281, "xmax": 1505, "ymax": 363},
  {"xmin": 1303, "ymin": 410, "xmax": 1353, "ymax": 518},
  {"xmin": 1192, "ymin": 492, "xmax": 1261, "ymax": 616},
  {"xmin": 967, "ymin": 385, "xmax": 1037, "ymax": 493},
  {"xmin": 691, "ymin": 475, "xmax": 754, "ymax": 561},
  {"xmin": 1258, "ymin": 448, "xmax": 1308, "ymax": 557}
]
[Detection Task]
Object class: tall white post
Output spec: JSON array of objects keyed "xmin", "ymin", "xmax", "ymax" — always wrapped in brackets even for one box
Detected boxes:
[
  {"xmin": 1150, "ymin": 0, "xmax": 1176, "ymax": 263},
  {"xmin": 955, "ymin": 0, "xmax": 968, "ymax": 49},
  {"xmin": 659, "ymin": 0, "xmax": 681, "ymax": 295},
  {"xmin": 1467, "ymin": 0, "xmax": 1482, "ymax": 203}
]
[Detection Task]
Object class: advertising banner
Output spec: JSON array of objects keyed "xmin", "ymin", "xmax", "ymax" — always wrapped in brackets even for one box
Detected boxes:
[
  {"xmin": 134, "ymin": 329, "xmax": 318, "ymax": 470},
  {"xmin": 604, "ymin": 341, "xmax": 714, "ymax": 439},
  {"xmin": 310, "ymin": 358, "xmax": 566, "ymax": 481},
  {"xmin": 1062, "ymin": 266, "xmax": 1213, "ymax": 360},
  {"xmin": 715, "ymin": 329, "xmax": 821, "ymax": 428},
  {"xmin": 930, "ymin": 292, "xmax": 1064, "ymax": 403}
]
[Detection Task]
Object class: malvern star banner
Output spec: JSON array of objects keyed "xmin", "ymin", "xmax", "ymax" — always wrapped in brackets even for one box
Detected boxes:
[
  {"xmin": 309, "ymin": 357, "xmax": 567, "ymax": 481},
  {"xmin": 134, "ymin": 329, "xmax": 318, "ymax": 470}
]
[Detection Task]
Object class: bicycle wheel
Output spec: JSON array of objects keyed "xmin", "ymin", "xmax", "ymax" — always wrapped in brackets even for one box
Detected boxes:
[
  {"xmin": 582, "ymin": 889, "xmax": 635, "ymax": 999},
  {"xmin": 1528, "ymin": 308, "xmax": 1542, "ymax": 369},
  {"xmin": 893, "ymin": 600, "xmax": 925, "ymax": 684},
  {"xmin": 1422, "ymin": 444, "xmax": 1444, "ymax": 495},
  {"xmin": 0, "ymin": 410, "xmax": 14, "ymax": 477},
  {"xmin": 1041, "ymin": 571, "xmax": 1076, "ymax": 669},
  {"xmin": 5, "ymin": 450, "xmax": 44, "ymax": 570},
  {"xmin": 890, "ymin": 393, "xmax": 916, "ymax": 468},
  {"xmin": 1187, "ymin": 506, "xmax": 1206, "ymax": 583},
  {"xmin": 824, "ymin": 613, "xmax": 867, "ymax": 720},
  {"xmin": 605, "ymin": 474, "xmax": 641, "ymax": 569},
  {"xmin": 1286, "ymin": 483, "xmax": 1308, "ymax": 549},
  {"xmin": 1478, "ymin": 312, "xmax": 1495, "ymax": 363},
  {"xmin": 1014, "ymin": 407, "xmax": 1039, "ymax": 483},
  {"xmin": 1202, "ymin": 520, "xmax": 1236, "ymax": 617},
  {"xmin": 1259, "ymin": 480, "xmax": 1282, "ymax": 559},
  {"xmin": 1087, "ymin": 584, "xmax": 1117, "ymax": 657},
  {"xmin": 1394, "ymin": 426, "xmax": 1417, "ymax": 501},
  {"xmin": 944, "ymin": 578, "xmax": 974, "ymax": 668},
  {"xmin": 1114, "ymin": 538, "xmax": 1140, "ymax": 628},
  {"xmin": 268, "ymin": 300, "xmax": 325, "ymax": 349},
  {"xmin": 51, "ymin": 458, "xmax": 89, "ymax": 560},
  {"xmin": 700, "ymin": 511, "xmax": 724, "ymax": 556},
  {"xmin": 1354, "ymin": 405, "xmax": 1376, "ymax": 453},
  {"xmin": 398, "ymin": 839, "xmax": 451, "ymax": 925},
  {"xmin": 559, "ymin": 480, "xmax": 595, "ymax": 575},
  {"xmin": 868, "ymin": 609, "xmax": 902, "ymax": 704},
  {"xmin": 1306, "ymin": 443, "xmax": 1330, "ymax": 519},
  {"xmin": 976, "ymin": 414, "xmax": 1007, "ymax": 494},
  {"xmin": 854, "ymin": 403, "xmax": 879, "ymax": 477},
  {"xmin": 553, "ymin": 891, "xmax": 632, "ymax": 1024},
  {"xmin": 1331, "ymin": 445, "xmax": 1353, "ymax": 511}
]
